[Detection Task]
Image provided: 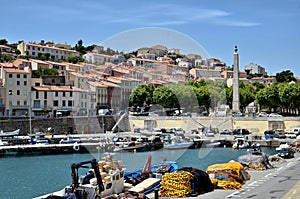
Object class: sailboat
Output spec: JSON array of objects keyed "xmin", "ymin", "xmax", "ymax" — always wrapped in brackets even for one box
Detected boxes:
[{"xmin": 0, "ymin": 129, "xmax": 20, "ymax": 137}]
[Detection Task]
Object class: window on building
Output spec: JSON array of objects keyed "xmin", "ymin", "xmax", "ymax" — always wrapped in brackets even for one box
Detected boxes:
[
  {"xmin": 23, "ymin": 74, "xmax": 27, "ymax": 78},
  {"xmin": 44, "ymin": 100, "xmax": 47, "ymax": 108},
  {"xmin": 17, "ymin": 101, "xmax": 20, "ymax": 106},
  {"xmin": 17, "ymin": 81, "xmax": 20, "ymax": 85},
  {"xmin": 62, "ymin": 100, "xmax": 66, "ymax": 106},
  {"xmin": 24, "ymin": 81, "xmax": 27, "ymax": 86},
  {"xmin": 55, "ymin": 91, "xmax": 58, "ymax": 97},
  {"xmin": 24, "ymin": 100, "xmax": 27, "ymax": 106},
  {"xmin": 32, "ymin": 46, "xmax": 35, "ymax": 50},
  {"xmin": 32, "ymin": 52, "xmax": 35, "ymax": 56},
  {"xmin": 9, "ymin": 74, "xmax": 12, "ymax": 78},
  {"xmin": 68, "ymin": 100, "xmax": 73, "ymax": 106},
  {"xmin": 70, "ymin": 91, "xmax": 73, "ymax": 97},
  {"xmin": 36, "ymin": 91, "xmax": 39, "ymax": 99},
  {"xmin": 44, "ymin": 91, "xmax": 47, "ymax": 99},
  {"xmin": 27, "ymin": 46, "xmax": 30, "ymax": 50},
  {"xmin": 62, "ymin": 92, "xmax": 65, "ymax": 97},
  {"xmin": 35, "ymin": 82, "xmax": 40, "ymax": 86},
  {"xmin": 17, "ymin": 74, "xmax": 20, "ymax": 78},
  {"xmin": 53, "ymin": 100, "xmax": 58, "ymax": 106},
  {"xmin": 34, "ymin": 100, "xmax": 41, "ymax": 108},
  {"xmin": 38, "ymin": 47, "xmax": 40, "ymax": 51},
  {"xmin": 17, "ymin": 90, "xmax": 20, "ymax": 95}
]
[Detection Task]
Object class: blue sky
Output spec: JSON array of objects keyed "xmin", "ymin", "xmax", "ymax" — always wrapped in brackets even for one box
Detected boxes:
[{"xmin": 1, "ymin": 0, "xmax": 300, "ymax": 76}]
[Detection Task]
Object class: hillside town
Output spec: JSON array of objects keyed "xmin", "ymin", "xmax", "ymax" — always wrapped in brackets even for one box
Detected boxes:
[{"xmin": 0, "ymin": 39, "xmax": 297, "ymax": 118}]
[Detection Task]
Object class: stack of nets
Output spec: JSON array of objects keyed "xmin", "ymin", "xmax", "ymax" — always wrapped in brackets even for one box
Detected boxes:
[
  {"xmin": 160, "ymin": 170, "xmax": 194, "ymax": 197},
  {"xmin": 238, "ymin": 153, "xmax": 272, "ymax": 170},
  {"xmin": 290, "ymin": 141, "xmax": 300, "ymax": 153},
  {"xmin": 206, "ymin": 161, "xmax": 251, "ymax": 190}
]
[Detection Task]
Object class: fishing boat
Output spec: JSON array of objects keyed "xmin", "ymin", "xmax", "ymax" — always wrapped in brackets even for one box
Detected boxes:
[
  {"xmin": 164, "ymin": 135, "xmax": 193, "ymax": 149},
  {"xmin": 0, "ymin": 129, "xmax": 20, "ymax": 138},
  {"xmin": 232, "ymin": 135, "xmax": 249, "ymax": 149},
  {"xmin": 114, "ymin": 136, "xmax": 164, "ymax": 152},
  {"xmin": 29, "ymin": 132, "xmax": 49, "ymax": 145},
  {"xmin": 59, "ymin": 136, "xmax": 81, "ymax": 144},
  {"xmin": 33, "ymin": 153, "xmax": 126, "ymax": 199},
  {"xmin": 124, "ymin": 155, "xmax": 178, "ymax": 195}
]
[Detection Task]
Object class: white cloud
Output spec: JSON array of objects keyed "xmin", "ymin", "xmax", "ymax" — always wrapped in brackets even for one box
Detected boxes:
[{"xmin": 103, "ymin": 4, "xmax": 260, "ymax": 28}]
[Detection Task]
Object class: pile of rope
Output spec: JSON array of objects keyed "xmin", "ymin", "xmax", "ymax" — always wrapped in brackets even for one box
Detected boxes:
[{"xmin": 160, "ymin": 170, "xmax": 194, "ymax": 197}]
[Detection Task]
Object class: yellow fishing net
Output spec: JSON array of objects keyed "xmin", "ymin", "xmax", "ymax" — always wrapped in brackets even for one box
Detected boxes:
[
  {"xmin": 160, "ymin": 171, "xmax": 194, "ymax": 197},
  {"xmin": 206, "ymin": 161, "xmax": 250, "ymax": 190}
]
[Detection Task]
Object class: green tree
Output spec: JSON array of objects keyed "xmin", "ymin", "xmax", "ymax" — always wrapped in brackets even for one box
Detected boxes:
[
  {"xmin": 240, "ymin": 83, "xmax": 256, "ymax": 111},
  {"xmin": 167, "ymin": 84, "xmax": 198, "ymax": 112},
  {"xmin": 276, "ymin": 70, "xmax": 296, "ymax": 82},
  {"xmin": 256, "ymin": 83, "xmax": 280, "ymax": 112},
  {"xmin": 206, "ymin": 81, "xmax": 227, "ymax": 111},
  {"xmin": 67, "ymin": 56, "xmax": 84, "ymax": 64},
  {"xmin": 153, "ymin": 86, "xmax": 179, "ymax": 108},
  {"xmin": 130, "ymin": 84, "xmax": 154, "ymax": 106},
  {"xmin": 0, "ymin": 53, "xmax": 14, "ymax": 62},
  {"xmin": 74, "ymin": 40, "xmax": 86, "ymax": 54},
  {"xmin": 193, "ymin": 86, "xmax": 211, "ymax": 111},
  {"xmin": 31, "ymin": 68, "xmax": 59, "ymax": 78},
  {"xmin": 0, "ymin": 39, "xmax": 8, "ymax": 45}
]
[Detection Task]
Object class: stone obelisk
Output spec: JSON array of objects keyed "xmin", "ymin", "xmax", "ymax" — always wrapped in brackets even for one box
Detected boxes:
[{"xmin": 232, "ymin": 46, "xmax": 240, "ymax": 113}]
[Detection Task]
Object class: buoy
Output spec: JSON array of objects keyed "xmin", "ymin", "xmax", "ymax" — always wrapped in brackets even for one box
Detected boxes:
[{"xmin": 73, "ymin": 143, "xmax": 80, "ymax": 151}]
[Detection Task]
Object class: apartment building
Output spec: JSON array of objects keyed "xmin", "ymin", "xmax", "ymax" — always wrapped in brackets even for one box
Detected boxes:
[
  {"xmin": 83, "ymin": 52, "xmax": 112, "ymax": 65},
  {"xmin": 244, "ymin": 63, "xmax": 267, "ymax": 76},
  {"xmin": 3, "ymin": 68, "xmax": 31, "ymax": 117},
  {"xmin": 88, "ymin": 81, "xmax": 121, "ymax": 110},
  {"xmin": 189, "ymin": 68, "xmax": 222, "ymax": 79},
  {"xmin": 17, "ymin": 41, "xmax": 80, "ymax": 61},
  {"xmin": 31, "ymin": 85, "xmax": 90, "ymax": 117},
  {"xmin": 107, "ymin": 76, "xmax": 140, "ymax": 109}
]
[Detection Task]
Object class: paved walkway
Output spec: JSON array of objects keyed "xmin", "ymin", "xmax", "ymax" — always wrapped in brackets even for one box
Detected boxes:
[
  {"xmin": 149, "ymin": 153, "xmax": 300, "ymax": 199},
  {"xmin": 281, "ymin": 180, "xmax": 300, "ymax": 199}
]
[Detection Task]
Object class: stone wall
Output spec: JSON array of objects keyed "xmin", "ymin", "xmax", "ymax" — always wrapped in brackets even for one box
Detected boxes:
[
  {"xmin": 1, "ymin": 115, "xmax": 300, "ymax": 135},
  {"xmin": 0, "ymin": 115, "xmax": 130, "ymax": 135}
]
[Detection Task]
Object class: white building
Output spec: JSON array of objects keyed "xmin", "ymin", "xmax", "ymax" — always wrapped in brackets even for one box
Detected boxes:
[{"xmin": 244, "ymin": 63, "xmax": 267, "ymax": 76}]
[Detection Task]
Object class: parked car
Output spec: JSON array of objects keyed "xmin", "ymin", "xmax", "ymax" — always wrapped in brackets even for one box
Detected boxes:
[
  {"xmin": 232, "ymin": 112, "xmax": 244, "ymax": 117},
  {"xmin": 269, "ymin": 113, "xmax": 283, "ymax": 117},
  {"xmin": 215, "ymin": 111, "xmax": 227, "ymax": 117},
  {"xmin": 264, "ymin": 129, "xmax": 275, "ymax": 139},
  {"xmin": 258, "ymin": 112, "xmax": 269, "ymax": 117},
  {"xmin": 274, "ymin": 132, "xmax": 286, "ymax": 139},
  {"xmin": 220, "ymin": 129, "xmax": 233, "ymax": 135},
  {"xmin": 199, "ymin": 111, "xmax": 209, "ymax": 116},
  {"xmin": 232, "ymin": 128, "xmax": 250, "ymax": 135},
  {"xmin": 98, "ymin": 109, "xmax": 111, "ymax": 116},
  {"xmin": 181, "ymin": 112, "xmax": 192, "ymax": 117},
  {"xmin": 285, "ymin": 132, "xmax": 297, "ymax": 139},
  {"xmin": 293, "ymin": 128, "xmax": 300, "ymax": 136},
  {"xmin": 277, "ymin": 148, "xmax": 294, "ymax": 159}
]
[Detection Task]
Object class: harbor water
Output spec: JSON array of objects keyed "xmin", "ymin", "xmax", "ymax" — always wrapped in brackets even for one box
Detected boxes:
[{"xmin": 0, "ymin": 147, "xmax": 277, "ymax": 199}]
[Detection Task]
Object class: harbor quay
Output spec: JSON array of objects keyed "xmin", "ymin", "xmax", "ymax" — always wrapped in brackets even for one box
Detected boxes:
[
  {"xmin": 1, "ymin": 115, "xmax": 300, "ymax": 156},
  {"xmin": 1, "ymin": 115, "xmax": 300, "ymax": 136}
]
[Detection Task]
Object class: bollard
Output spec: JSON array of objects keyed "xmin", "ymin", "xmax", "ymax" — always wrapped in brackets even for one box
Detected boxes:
[{"xmin": 154, "ymin": 188, "xmax": 159, "ymax": 199}]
